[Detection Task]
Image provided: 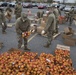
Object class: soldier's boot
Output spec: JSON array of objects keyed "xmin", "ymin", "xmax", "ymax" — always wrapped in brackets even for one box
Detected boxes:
[
  {"xmin": 24, "ymin": 46, "xmax": 30, "ymax": 51},
  {"xmin": 44, "ymin": 43, "xmax": 50, "ymax": 48}
]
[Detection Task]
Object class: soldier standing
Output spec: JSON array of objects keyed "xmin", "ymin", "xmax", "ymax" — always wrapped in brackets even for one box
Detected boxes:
[
  {"xmin": 57, "ymin": 6, "xmax": 61, "ymax": 16},
  {"xmin": 68, "ymin": 6, "xmax": 75, "ymax": 26},
  {"xmin": 5, "ymin": 4, "xmax": 12, "ymax": 22},
  {"xmin": 14, "ymin": 2, "xmax": 22, "ymax": 19},
  {"xmin": 37, "ymin": 11, "xmax": 41, "ymax": 19},
  {"xmin": 53, "ymin": 6, "xmax": 60, "ymax": 33},
  {"xmin": 15, "ymin": 13, "xmax": 30, "ymax": 51},
  {"xmin": 0, "ymin": 8, "xmax": 7, "ymax": 34},
  {"xmin": 41, "ymin": 8, "xmax": 56, "ymax": 48}
]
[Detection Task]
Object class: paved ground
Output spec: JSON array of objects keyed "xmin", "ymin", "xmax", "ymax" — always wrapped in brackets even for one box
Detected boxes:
[{"xmin": 0, "ymin": 7, "xmax": 76, "ymax": 70}]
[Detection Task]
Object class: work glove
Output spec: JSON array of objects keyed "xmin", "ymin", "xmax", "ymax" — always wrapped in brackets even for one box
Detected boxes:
[
  {"xmin": 2, "ymin": 23, "xmax": 4, "ymax": 26},
  {"xmin": 41, "ymin": 30, "xmax": 45, "ymax": 35}
]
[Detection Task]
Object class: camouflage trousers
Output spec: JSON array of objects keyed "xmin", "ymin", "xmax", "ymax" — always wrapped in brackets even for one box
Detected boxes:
[
  {"xmin": 68, "ymin": 17, "xmax": 73, "ymax": 26},
  {"xmin": 15, "ymin": 14, "xmax": 21, "ymax": 19},
  {"xmin": 46, "ymin": 31, "xmax": 54, "ymax": 45},
  {"xmin": 56, "ymin": 20, "xmax": 59, "ymax": 33},
  {"xmin": 1, "ymin": 22, "xmax": 7, "ymax": 33},
  {"xmin": 17, "ymin": 34, "xmax": 27, "ymax": 49}
]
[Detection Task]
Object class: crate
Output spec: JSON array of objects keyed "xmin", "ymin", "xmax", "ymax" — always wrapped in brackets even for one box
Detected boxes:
[
  {"xmin": 62, "ymin": 33, "xmax": 76, "ymax": 46},
  {"xmin": 56, "ymin": 44, "xmax": 70, "ymax": 51}
]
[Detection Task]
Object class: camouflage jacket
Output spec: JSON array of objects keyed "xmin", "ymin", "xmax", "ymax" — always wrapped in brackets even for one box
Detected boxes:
[
  {"xmin": 14, "ymin": 4, "xmax": 22, "ymax": 15},
  {"xmin": 44, "ymin": 13, "xmax": 56, "ymax": 33},
  {"xmin": 53, "ymin": 8, "xmax": 60, "ymax": 20},
  {"xmin": 0, "ymin": 11, "xmax": 6, "ymax": 25},
  {"xmin": 15, "ymin": 17, "xmax": 30, "ymax": 34}
]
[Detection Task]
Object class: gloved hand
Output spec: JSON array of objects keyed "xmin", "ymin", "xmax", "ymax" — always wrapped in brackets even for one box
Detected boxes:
[
  {"xmin": 41, "ymin": 30, "xmax": 45, "ymax": 35},
  {"xmin": 2, "ymin": 23, "xmax": 4, "ymax": 26},
  {"xmin": 22, "ymin": 32, "xmax": 25, "ymax": 38}
]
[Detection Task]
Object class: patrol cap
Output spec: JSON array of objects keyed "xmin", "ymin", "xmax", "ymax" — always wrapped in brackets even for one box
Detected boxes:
[{"xmin": 21, "ymin": 13, "xmax": 27, "ymax": 21}]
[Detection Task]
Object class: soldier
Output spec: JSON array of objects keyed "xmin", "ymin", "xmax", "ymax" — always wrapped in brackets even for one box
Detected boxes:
[
  {"xmin": 41, "ymin": 8, "xmax": 56, "ymax": 48},
  {"xmin": 68, "ymin": 6, "xmax": 75, "ymax": 26},
  {"xmin": 15, "ymin": 13, "xmax": 30, "ymax": 51},
  {"xmin": 57, "ymin": 5, "xmax": 61, "ymax": 16},
  {"xmin": 14, "ymin": 2, "xmax": 22, "ymax": 19},
  {"xmin": 41, "ymin": 11, "xmax": 44, "ymax": 18},
  {"xmin": 37, "ymin": 11, "xmax": 41, "ymax": 19},
  {"xmin": 0, "ymin": 8, "xmax": 7, "ymax": 34},
  {"xmin": 5, "ymin": 4, "xmax": 12, "ymax": 22},
  {"xmin": 53, "ymin": 6, "xmax": 60, "ymax": 33}
]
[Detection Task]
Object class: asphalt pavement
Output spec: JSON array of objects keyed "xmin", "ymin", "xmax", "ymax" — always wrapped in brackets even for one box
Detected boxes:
[{"xmin": 0, "ymin": 7, "xmax": 76, "ymax": 70}]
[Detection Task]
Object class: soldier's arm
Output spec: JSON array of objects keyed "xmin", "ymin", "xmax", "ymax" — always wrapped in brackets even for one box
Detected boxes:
[
  {"xmin": 15, "ymin": 19, "xmax": 22, "ymax": 34},
  {"xmin": 14, "ymin": 5, "xmax": 18, "ymax": 14},
  {"xmin": 26, "ymin": 19, "xmax": 31, "ymax": 31},
  {"xmin": 44, "ymin": 16, "xmax": 53, "ymax": 32},
  {"xmin": 58, "ymin": 9, "xmax": 61, "ymax": 16},
  {"xmin": 2, "ymin": 13, "xmax": 6, "ymax": 22}
]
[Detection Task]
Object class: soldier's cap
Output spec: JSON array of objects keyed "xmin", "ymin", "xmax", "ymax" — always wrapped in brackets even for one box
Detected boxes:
[{"xmin": 21, "ymin": 13, "xmax": 27, "ymax": 20}]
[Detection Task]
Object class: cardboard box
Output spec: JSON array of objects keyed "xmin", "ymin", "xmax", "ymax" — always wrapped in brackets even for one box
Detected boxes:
[
  {"xmin": 64, "ymin": 39, "xmax": 76, "ymax": 46},
  {"xmin": 62, "ymin": 33, "xmax": 76, "ymax": 46},
  {"xmin": 62, "ymin": 33, "xmax": 76, "ymax": 42},
  {"xmin": 43, "ymin": 14, "xmax": 47, "ymax": 23},
  {"xmin": 36, "ymin": 19, "xmax": 46, "ymax": 34},
  {"xmin": 64, "ymin": 27, "xmax": 74, "ymax": 34},
  {"xmin": 37, "ymin": 26, "xmax": 44, "ymax": 34},
  {"xmin": 62, "ymin": 33, "xmax": 72, "ymax": 39},
  {"xmin": 40, "ymin": 20, "xmax": 46, "ymax": 28},
  {"xmin": 64, "ymin": 27, "xmax": 70, "ymax": 34}
]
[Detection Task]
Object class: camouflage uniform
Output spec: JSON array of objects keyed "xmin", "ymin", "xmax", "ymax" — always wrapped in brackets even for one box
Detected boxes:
[
  {"xmin": 41, "ymin": 11, "xmax": 44, "ymax": 18},
  {"xmin": 0, "ymin": 8, "xmax": 7, "ymax": 34},
  {"xmin": 37, "ymin": 11, "xmax": 41, "ymax": 18},
  {"xmin": 14, "ymin": 3, "xmax": 22, "ymax": 19},
  {"xmin": 6, "ymin": 5, "xmax": 12, "ymax": 22},
  {"xmin": 57, "ymin": 6, "xmax": 61, "ymax": 16},
  {"xmin": 6, "ymin": 5, "xmax": 12, "ymax": 12},
  {"xmin": 15, "ymin": 13, "xmax": 30, "ymax": 50},
  {"xmin": 44, "ymin": 12, "xmax": 56, "ymax": 47},
  {"xmin": 68, "ymin": 7, "xmax": 75, "ymax": 26},
  {"xmin": 53, "ymin": 7, "xmax": 60, "ymax": 33},
  {"xmin": 37, "ymin": 11, "xmax": 44, "ymax": 18}
]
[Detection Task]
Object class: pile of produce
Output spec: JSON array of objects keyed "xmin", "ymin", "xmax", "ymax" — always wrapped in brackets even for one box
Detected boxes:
[{"xmin": 0, "ymin": 48, "xmax": 76, "ymax": 75}]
